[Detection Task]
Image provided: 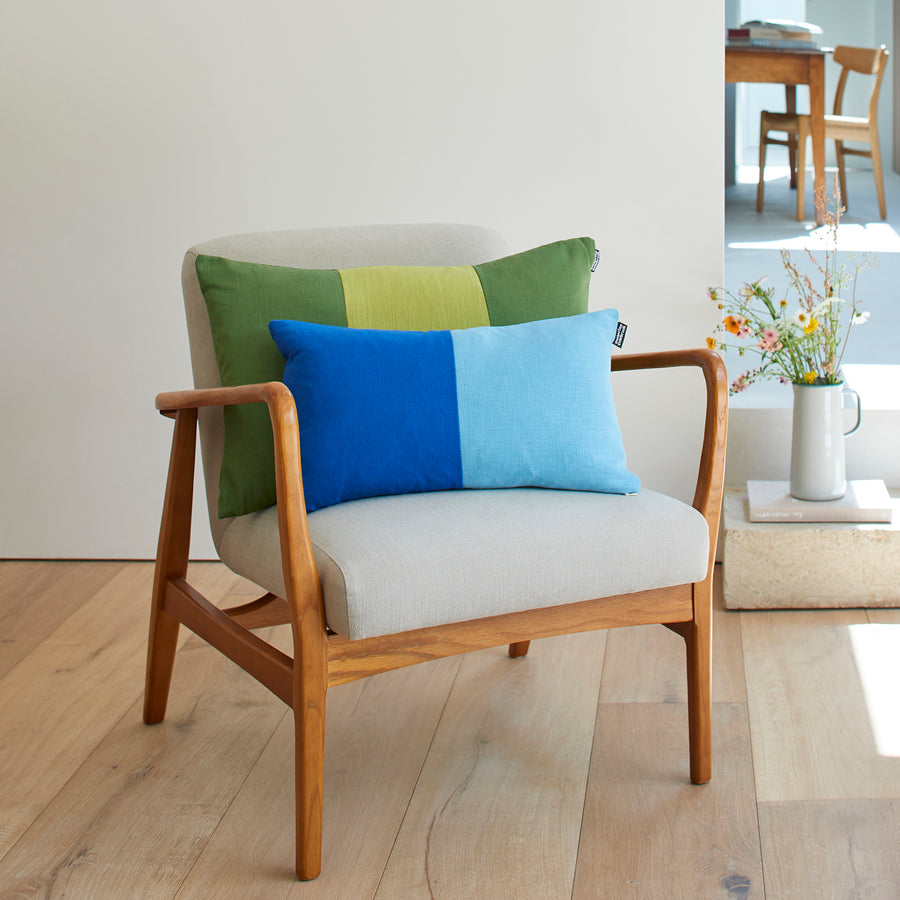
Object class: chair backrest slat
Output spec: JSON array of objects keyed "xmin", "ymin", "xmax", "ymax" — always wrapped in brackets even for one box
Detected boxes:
[{"xmin": 831, "ymin": 45, "xmax": 889, "ymax": 119}]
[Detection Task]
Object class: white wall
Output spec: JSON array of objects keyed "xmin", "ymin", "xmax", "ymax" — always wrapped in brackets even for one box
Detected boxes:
[{"xmin": 1, "ymin": 1, "xmax": 724, "ymax": 559}]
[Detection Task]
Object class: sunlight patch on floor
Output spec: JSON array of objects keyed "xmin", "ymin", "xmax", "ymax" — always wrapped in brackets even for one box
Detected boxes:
[
  {"xmin": 848, "ymin": 624, "xmax": 900, "ymax": 758},
  {"xmin": 736, "ymin": 164, "xmax": 793, "ymax": 185},
  {"xmin": 728, "ymin": 222, "xmax": 900, "ymax": 253}
]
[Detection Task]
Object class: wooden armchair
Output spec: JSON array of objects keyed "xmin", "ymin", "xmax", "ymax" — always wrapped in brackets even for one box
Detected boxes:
[{"xmin": 144, "ymin": 224, "xmax": 727, "ymax": 880}]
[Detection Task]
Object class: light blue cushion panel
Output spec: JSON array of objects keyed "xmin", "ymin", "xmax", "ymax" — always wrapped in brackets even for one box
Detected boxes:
[
  {"xmin": 216, "ymin": 488, "xmax": 709, "ymax": 641},
  {"xmin": 452, "ymin": 310, "xmax": 639, "ymax": 494}
]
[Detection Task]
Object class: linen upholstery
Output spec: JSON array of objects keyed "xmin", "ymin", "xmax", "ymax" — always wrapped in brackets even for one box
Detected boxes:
[
  {"xmin": 182, "ymin": 224, "xmax": 511, "ymax": 549},
  {"xmin": 218, "ymin": 487, "xmax": 709, "ymax": 640}
]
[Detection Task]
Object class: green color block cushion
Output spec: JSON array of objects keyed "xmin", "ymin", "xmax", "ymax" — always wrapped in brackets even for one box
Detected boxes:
[{"xmin": 196, "ymin": 236, "xmax": 596, "ymax": 518}]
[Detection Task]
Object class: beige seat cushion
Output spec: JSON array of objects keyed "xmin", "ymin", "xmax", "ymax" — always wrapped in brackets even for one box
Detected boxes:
[{"xmin": 218, "ymin": 487, "xmax": 709, "ymax": 641}]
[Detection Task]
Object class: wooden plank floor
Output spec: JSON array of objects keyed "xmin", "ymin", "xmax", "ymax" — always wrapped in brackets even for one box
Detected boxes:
[{"xmin": 1, "ymin": 562, "xmax": 899, "ymax": 898}]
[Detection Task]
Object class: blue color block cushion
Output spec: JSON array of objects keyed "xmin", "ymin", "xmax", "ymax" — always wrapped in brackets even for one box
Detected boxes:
[{"xmin": 269, "ymin": 310, "xmax": 640, "ymax": 512}]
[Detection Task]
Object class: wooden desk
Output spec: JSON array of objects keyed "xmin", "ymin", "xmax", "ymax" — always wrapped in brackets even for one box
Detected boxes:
[{"xmin": 726, "ymin": 45, "xmax": 826, "ymax": 225}]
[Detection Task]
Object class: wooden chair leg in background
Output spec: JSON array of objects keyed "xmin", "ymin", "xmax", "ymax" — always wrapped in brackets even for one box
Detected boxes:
[
  {"xmin": 144, "ymin": 409, "xmax": 197, "ymax": 725},
  {"xmin": 508, "ymin": 641, "xmax": 531, "ymax": 658},
  {"xmin": 869, "ymin": 137, "xmax": 887, "ymax": 219},
  {"xmin": 835, "ymin": 140, "xmax": 848, "ymax": 210},
  {"xmin": 795, "ymin": 121, "xmax": 809, "ymax": 221},
  {"xmin": 786, "ymin": 84, "xmax": 798, "ymax": 189},
  {"xmin": 757, "ymin": 115, "xmax": 768, "ymax": 213}
]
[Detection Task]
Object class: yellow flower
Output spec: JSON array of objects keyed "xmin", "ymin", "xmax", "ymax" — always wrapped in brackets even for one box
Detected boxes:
[
  {"xmin": 706, "ymin": 337, "xmax": 716, "ymax": 350},
  {"xmin": 803, "ymin": 317, "xmax": 819, "ymax": 335},
  {"xmin": 804, "ymin": 371, "xmax": 817, "ymax": 384}
]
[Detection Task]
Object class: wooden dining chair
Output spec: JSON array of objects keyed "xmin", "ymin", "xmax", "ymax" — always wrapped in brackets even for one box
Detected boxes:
[
  {"xmin": 144, "ymin": 224, "xmax": 728, "ymax": 879},
  {"xmin": 757, "ymin": 45, "xmax": 889, "ymax": 220}
]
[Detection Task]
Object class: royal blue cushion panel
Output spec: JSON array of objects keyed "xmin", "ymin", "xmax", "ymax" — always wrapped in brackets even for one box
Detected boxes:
[
  {"xmin": 268, "ymin": 321, "xmax": 464, "ymax": 512},
  {"xmin": 269, "ymin": 310, "xmax": 640, "ymax": 512}
]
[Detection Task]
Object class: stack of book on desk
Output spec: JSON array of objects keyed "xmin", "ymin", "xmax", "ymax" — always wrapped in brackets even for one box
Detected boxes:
[{"xmin": 727, "ymin": 18, "xmax": 822, "ymax": 50}]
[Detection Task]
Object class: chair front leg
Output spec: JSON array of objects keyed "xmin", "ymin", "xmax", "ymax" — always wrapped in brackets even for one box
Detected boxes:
[
  {"xmin": 684, "ymin": 579, "xmax": 713, "ymax": 785},
  {"xmin": 293, "ymin": 621, "xmax": 329, "ymax": 880},
  {"xmin": 144, "ymin": 409, "xmax": 197, "ymax": 724}
]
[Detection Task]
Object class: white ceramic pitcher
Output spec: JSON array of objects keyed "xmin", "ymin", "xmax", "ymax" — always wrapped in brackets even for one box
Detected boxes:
[{"xmin": 789, "ymin": 383, "xmax": 862, "ymax": 501}]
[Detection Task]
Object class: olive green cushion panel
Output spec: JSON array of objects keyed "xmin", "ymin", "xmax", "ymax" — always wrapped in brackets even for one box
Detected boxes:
[
  {"xmin": 195, "ymin": 255, "xmax": 349, "ymax": 518},
  {"xmin": 341, "ymin": 264, "xmax": 490, "ymax": 330},
  {"xmin": 474, "ymin": 236, "xmax": 595, "ymax": 325}
]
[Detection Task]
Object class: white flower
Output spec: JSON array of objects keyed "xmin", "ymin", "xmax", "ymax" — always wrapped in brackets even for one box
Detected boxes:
[
  {"xmin": 811, "ymin": 298, "xmax": 844, "ymax": 317},
  {"xmin": 851, "ymin": 310, "xmax": 871, "ymax": 324}
]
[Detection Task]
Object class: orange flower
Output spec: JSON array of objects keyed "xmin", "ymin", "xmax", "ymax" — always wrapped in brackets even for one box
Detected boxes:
[
  {"xmin": 724, "ymin": 315, "xmax": 745, "ymax": 335},
  {"xmin": 706, "ymin": 337, "xmax": 716, "ymax": 350}
]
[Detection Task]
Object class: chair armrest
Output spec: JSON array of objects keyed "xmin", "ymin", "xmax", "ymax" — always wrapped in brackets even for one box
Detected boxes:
[
  {"xmin": 611, "ymin": 348, "xmax": 728, "ymax": 541},
  {"xmin": 156, "ymin": 382, "xmax": 293, "ymax": 418},
  {"xmin": 155, "ymin": 382, "xmax": 321, "ymax": 623}
]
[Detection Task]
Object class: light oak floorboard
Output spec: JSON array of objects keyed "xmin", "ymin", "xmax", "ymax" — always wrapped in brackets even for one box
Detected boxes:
[
  {"xmin": 8, "ymin": 562, "xmax": 900, "ymax": 897},
  {"xmin": 176, "ymin": 654, "xmax": 464, "ymax": 899},
  {"xmin": 374, "ymin": 630, "xmax": 607, "ymax": 900},
  {"xmin": 741, "ymin": 608, "xmax": 900, "ymax": 802},
  {"xmin": 0, "ymin": 562, "xmax": 246, "ymax": 863},
  {"xmin": 572, "ymin": 702, "xmax": 762, "ymax": 899},
  {"xmin": 0, "ymin": 560, "xmax": 124, "ymax": 678},
  {"xmin": 866, "ymin": 608, "xmax": 900, "ymax": 624},
  {"xmin": 0, "ymin": 628, "xmax": 287, "ymax": 898},
  {"xmin": 599, "ymin": 569, "xmax": 746, "ymax": 704},
  {"xmin": 758, "ymin": 799, "xmax": 900, "ymax": 899}
]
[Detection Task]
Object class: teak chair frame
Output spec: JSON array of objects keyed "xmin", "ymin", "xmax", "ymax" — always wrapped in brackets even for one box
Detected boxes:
[
  {"xmin": 757, "ymin": 44, "xmax": 890, "ymax": 220},
  {"xmin": 144, "ymin": 348, "xmax": 727, "ymax": 880}
]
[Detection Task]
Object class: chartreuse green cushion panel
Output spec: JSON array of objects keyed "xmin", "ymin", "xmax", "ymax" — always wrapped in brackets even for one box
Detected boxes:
[
  {"xmin": 195, "ymin": 236, "xmax": 596, "ymax": 518},
  {"xmin": 269, "ymin": 311, "xmax": 640, "ymax": 513},
  {"xmin": 340, "ymin": 265, "xmax": 490, "ymax": 330}
]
